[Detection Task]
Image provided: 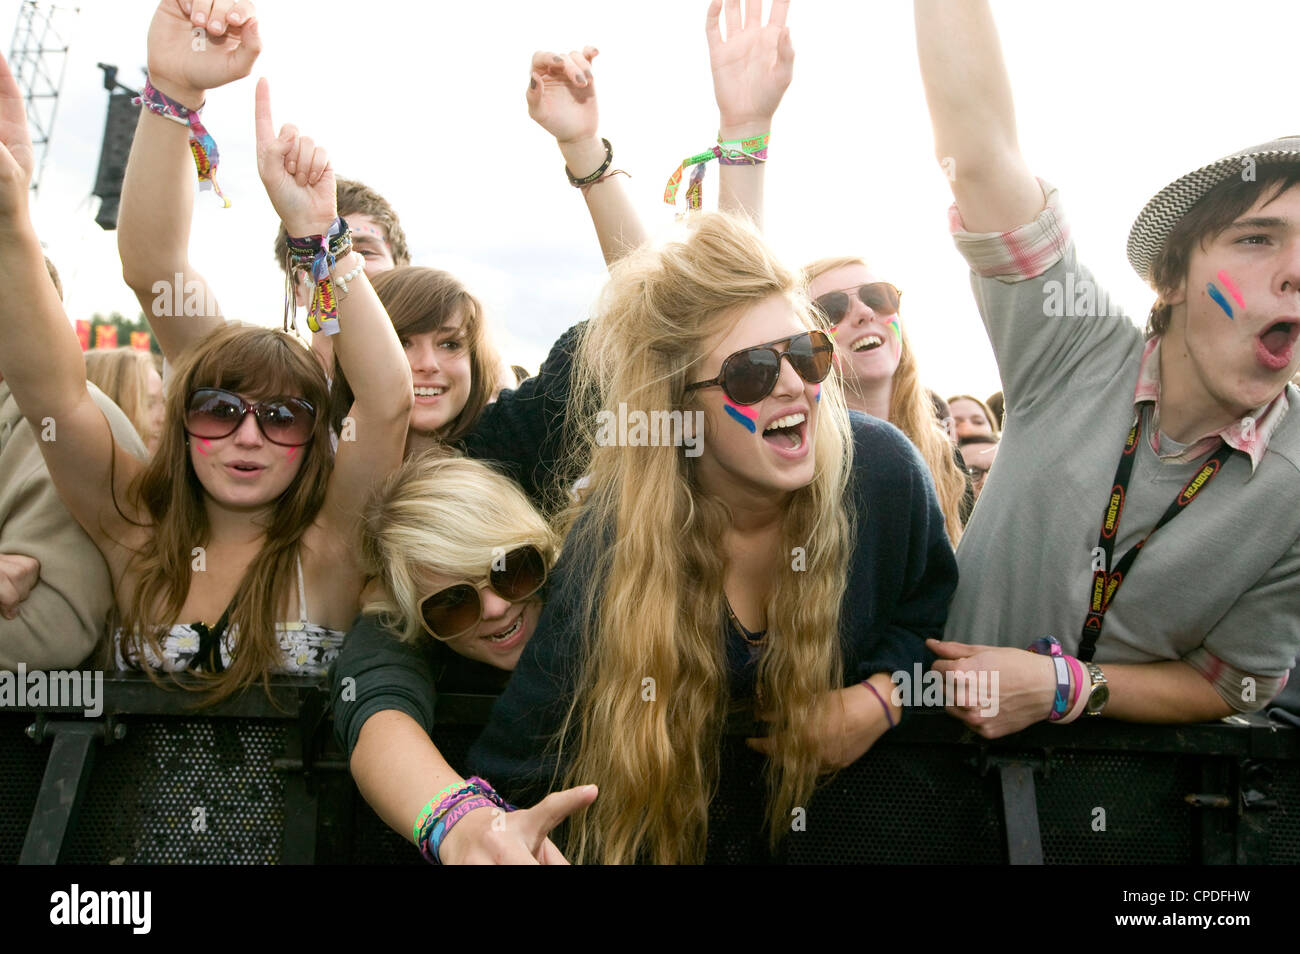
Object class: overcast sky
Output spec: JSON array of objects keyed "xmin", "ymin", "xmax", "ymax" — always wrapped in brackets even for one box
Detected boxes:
[{"xmin": 9, "ymin": 0, "xmax": 1298, "ymax": 399}]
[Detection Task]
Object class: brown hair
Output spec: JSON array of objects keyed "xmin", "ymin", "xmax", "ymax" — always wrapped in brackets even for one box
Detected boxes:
[
  {"xmin": 1147, "ymin": 166, "xmax": 1300, "ymax": 337},
  {"xmin": 273, "ymin": 176, "xmax": 411, "ymax": 274},
  {"xmin": 947, "ymin": 393, "xmax": 1002, "ymax": 440},
  {"xmin": 330, "ymin": 267, "xmax": 499, "ymax": 442},
  {"xmin": 84, "ymin": 347, "xmax": 157, "ymax": 447},
  {"xmin": 804, "ymin": 256, "xmax": 967, "ymax": 544},
  {"xmin": 115, "ymin": 325, "xmax": 334, "ymax": 705},
  {"xmin": 43, "ymin": 255, "xmax": 63, "ymax": 301}
]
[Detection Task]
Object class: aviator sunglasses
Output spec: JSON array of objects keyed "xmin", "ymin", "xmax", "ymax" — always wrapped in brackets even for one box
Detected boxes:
[
  {"xmin": 686, "ymin": 330, "xmax": 835, "ymax": 406},
  {"xmin": 812, "ymin": 282, "xmax": 902, "ymax": 325},
  {"xmin": 419, "ymin": 545, "xmax": 548, "ymax": 640},
  {"xmin": 185, "ymin": 388, "xmax": 317, "ymax": 447}
]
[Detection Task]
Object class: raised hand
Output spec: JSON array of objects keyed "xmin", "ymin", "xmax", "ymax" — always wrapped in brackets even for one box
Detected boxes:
[
  {"xmin": 0, "ymin": 50, "xmax": 34, "ymax": 218},
  {"xmin": 527, "ymin": 47, "xmax": 601, "ymax": 148},
  {"xmin": 439, "ymin": 784, "xmax": 598, "ymax": 865},
  {"xmin": 254, "ymin": 78, "xmax": 336, "ymax": 237},
  {"xmin": 706, "ymin": 0, "xmax": 794, "ymax": 134},
  {"xmin": 146, "ymin": 0, "xmax": 262, "ymax": 106}
]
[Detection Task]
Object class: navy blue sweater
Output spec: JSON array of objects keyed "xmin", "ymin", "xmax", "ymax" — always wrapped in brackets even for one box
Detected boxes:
[{"xmin": 467, "ymin": 411, "xmax": 959, "ymax": 806}]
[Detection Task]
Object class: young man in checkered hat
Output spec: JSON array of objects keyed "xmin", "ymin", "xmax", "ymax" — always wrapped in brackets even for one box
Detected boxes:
[{"xmin": 915, "ymin": 0, "xmax": 1300, "ymax": 736}]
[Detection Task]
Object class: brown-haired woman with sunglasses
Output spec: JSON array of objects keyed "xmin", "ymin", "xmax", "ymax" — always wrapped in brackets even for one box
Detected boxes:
[
  {"xmin": 0, "ymin": 14, "xmax": 412, "ymax": 704},
  {"xmin": 330, "ymin": 452, "xmax": 596, "ymax": 863}
]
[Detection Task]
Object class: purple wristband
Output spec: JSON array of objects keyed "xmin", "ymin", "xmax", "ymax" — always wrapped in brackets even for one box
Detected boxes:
[{"xmin": 861, "ymin": 679, "xmax": 896, "ymax": 729}]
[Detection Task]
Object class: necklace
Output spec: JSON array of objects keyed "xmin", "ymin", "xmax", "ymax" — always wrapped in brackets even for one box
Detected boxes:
[{"xmin": 725, "ymin": 599, "xmax": 766, "ymax": 647}]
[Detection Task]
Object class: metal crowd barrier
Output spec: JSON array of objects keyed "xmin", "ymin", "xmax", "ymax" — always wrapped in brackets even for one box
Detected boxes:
[{"xmin": 1, "ymin": 673, "xmax": 1296, "ymax": 865}]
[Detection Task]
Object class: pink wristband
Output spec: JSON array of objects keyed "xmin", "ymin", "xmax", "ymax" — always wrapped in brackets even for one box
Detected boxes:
[{"xmin": 1059, "ymin": 656, "xmax": 1089, "ymax": 724}]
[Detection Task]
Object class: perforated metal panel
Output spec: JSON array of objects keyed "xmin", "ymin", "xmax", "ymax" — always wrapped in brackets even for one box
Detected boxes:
[
  {"xmin": 1037, "ymin": 750, "xmax": 1196, "ymax": 864},
  {"xmin": 787, "ymin": 744, "xmax": 1004, "ymax": 864},
  {"xmin": 0, "ymin": 716, "xmax": 48, "ymax": 864},
  {"xmin": 1268, "ymin": 760, "xmax": 1300, "ymax": 864},
  {"xmin": 62, "ymin": 718, "xmax": 289, "ymax": 864}
]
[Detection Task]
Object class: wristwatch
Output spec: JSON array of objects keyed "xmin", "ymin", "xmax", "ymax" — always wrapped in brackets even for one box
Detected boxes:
[{"xmin": 1083, "ymin": 661, "xmax": 1109, "ymax": 716}]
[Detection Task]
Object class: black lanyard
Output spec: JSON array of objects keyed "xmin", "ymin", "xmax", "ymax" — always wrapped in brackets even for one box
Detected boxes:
[{"xmin": 1077, "ymin": 407, "xmax": 1234, "ymax": 661}]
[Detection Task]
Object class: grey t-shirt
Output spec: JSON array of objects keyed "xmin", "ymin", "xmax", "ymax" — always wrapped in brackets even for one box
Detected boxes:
[{"xmin": 944, "ymin": 198, "xmax": 1300, "ymax": 684}]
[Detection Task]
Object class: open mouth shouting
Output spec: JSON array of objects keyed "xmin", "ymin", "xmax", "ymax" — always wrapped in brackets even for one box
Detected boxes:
[
  {"xmin": 762, "ymin": 411, "xmax": 809, "ymax": 457},
  {"xmin": 1256, "ymin": 319, "xmax": 1300, "ymax": 372}
]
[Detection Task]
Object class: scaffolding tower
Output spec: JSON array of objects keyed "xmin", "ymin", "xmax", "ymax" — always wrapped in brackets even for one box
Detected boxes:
[{"xmin": 7, "ymin": 1, "xmax": 79, "ymax": 195}]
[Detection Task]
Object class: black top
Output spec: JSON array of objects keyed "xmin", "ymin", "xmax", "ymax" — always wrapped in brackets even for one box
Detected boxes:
[
  {"xmin": 329, "ymin": 612, "xmax": 508, "ymax": 757},
  {"xmin": 457, "ymin": 322, "xmax": 585, "ymax": 507},
  {"xmin": 468, "ymin": 411, "xmax": 960, "ymax": 806}
]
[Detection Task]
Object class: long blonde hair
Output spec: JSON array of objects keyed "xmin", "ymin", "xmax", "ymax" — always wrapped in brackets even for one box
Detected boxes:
[
  {"xmin": 556, "ymin": 214, "xmax": 855, "ymax": 864},
  {"xmin": 114, "ymin": 325, "xmax": 334, "ymax": 704},
  {"xmin": 804, "ymin": 256, "xmax": 966, "ymax": 544},
  {"xmin": 360, "ymin": 451, "xmax": 559, "ymax": 646}
]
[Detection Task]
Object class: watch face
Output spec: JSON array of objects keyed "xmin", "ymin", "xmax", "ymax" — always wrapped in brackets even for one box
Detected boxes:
[{"xmin": 1087, "ymin": 684, "xmax": 1110, "ymax": 714}]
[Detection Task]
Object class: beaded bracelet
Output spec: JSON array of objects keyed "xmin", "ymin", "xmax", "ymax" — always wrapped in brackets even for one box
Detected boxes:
[
  {"xmin": 664, "ymin": 132, "xmax": 770, "ymax": 212},
  {"xmin": 134, "ymin": 78, "xmax": 230, "ymax": 208},
  {"xmin": 566, "ymin": 138, "xmax": 615, "ymax": 187},
  {"xmin": 284, "ymin": 217, "xmax": 352, "ymax": 336}
]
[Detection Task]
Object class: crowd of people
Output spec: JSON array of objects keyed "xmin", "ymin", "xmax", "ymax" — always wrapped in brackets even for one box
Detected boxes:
[{"xmin": 0, "ymin": 0, "xmax": 1298, "ymax": 865}]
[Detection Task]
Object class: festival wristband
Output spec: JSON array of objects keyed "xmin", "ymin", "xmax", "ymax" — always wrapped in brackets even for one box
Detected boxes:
[
  {"xmin": 134, "ymin": 78, "xmax": 230, "ymax": 208},
  {"xmin": 413, "ymin": 779, "xmax": 476, "ymax": 842},
  {"xmin": 285, "ymin": 218, "xmax": 352, "ymax": 336},
  {"xmin": 1060, "ymin": 656, "xmax": 1090, "ymax": 724},
  {"xmin": 664, "ymin": 132, "xmax": 770, "ymax": 211}
]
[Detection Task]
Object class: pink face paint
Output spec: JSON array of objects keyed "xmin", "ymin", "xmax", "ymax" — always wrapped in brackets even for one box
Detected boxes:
[
  {"xmin": 286, "ymin": 446, "xmax": 299, "ymax": 464},
  {"xmin": 1216, "ymin": 270, "xmax": 1245, "ymax": 310},
  {"xmin": 722, "ymin": 399, "xmax": 759, "ymax": 434},
  {"xmin": 812, "ymin": 382, "xmax": 822, "ymax": 404},
  {"xmin": 196, "ymin": 439, "xmax": 212, "ymax": 456}
]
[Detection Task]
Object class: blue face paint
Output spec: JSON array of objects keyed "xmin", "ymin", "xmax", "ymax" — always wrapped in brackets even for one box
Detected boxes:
[
  {"xmin": 1207, "ymin": 283, "xmax": 1234, "ymax": 320},
  {"xmin": 813, "ymin": 383, "xmax": 822, "ymax": 404},
  {"xmin": 723, "ymin": 402, "xmax": 758, "ymax": 433}
]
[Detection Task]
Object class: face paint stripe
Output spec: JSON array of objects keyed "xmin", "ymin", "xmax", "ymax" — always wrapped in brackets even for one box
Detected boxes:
[
  {"xmin": 723, "ymin": 402, "xmax": 758, "ymax": 433},
  {"xmin": 813, "ymin": 382, "xmax": 822, "ymax": 404},
  {"xmin": 888, "ymin": 318, "xmax": 902, "ymax": 342},
  {"xmin": 1207, "ymin": 283, "xmax": 1234, "ymax": 320},
  {"xmin": 197, "ymin": 439, "xmax": 212, "ymax": 456},
  {"xmin": 1216, "ymin": 270, "xmax": 1245, "ymax": 309},
  {"xmin": 286, "ymin": 446, "xmax": 299, "ymax": 463}
]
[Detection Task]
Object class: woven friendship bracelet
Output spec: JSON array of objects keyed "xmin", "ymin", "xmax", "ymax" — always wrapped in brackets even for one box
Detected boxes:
[
  {"xmin": 285, "ymin": 218, "xmax": 352, "ymax": 336},
  {"xmin": 664, "ymin": 132, "xmax": 770, "ymax": 212},
  {"xmin": 134, "ymin": 78, "xmax": 230, "ymax": 208},
  {"xmin": 566, "ymin": 138, "xmax": 615, "ymax": 187}
]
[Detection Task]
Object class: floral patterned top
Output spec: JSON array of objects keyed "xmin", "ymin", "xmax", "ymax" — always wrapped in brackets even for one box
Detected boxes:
[{"xmin": 114, "ymin": 555, "xmax": 345, "ymax": 677}]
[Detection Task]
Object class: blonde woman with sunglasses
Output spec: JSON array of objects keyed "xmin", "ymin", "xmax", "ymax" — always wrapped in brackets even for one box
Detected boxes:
[{"xmin": 330, "ymin": 453, "xmax": 596, "ymax": 864}]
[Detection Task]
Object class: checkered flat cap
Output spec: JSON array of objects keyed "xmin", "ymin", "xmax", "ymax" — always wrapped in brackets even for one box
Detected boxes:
[{"xmin": 1127, "ymin": 135, "xmax": 1300, "ymax": 283}]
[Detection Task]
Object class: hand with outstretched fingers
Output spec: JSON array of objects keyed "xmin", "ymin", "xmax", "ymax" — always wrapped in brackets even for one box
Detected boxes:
[
  {"xmin": 253, "ymin": 79, "xmax": 337, "ymax": 238},
  {"xmin": 0, "ymin": 49, "xmax": 34, "ymax": 219},
  {"xmin": 146, "ymin": 0, "xmax": 262, "ymax": 107},
  {"xmin": 928, "ymin": 638, "xmax": 1058, "ymax": 738},
  {"xmin": 706, "ymin": 0, "xmax": 794, "ymax": 135},
  {"xmin": 0, "ymin": 554, "xmax": 40, "ymax": 620},
  {"xmin": 527, "ymin": 46, "xmax": 601, "ymax": 148},
  {"xmin": 438, "ymin": 784, "xmax": 598, "ymax": 865}
]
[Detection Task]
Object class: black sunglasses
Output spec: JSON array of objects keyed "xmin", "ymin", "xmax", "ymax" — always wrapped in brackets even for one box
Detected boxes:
[
  {"xmin": 185, "ymin": 388, "xmax": 317, "ymax": 447},
  {"xmin": 812, "ymin": 283, "xmax": 902, "ymax": 325},
  {"xmin": 685, "ymin": 330, "xmax": 834, "ymax": 407},
  {"xmin": 419, "ymin": 545, "xmax": 548, "ymax": 640}
]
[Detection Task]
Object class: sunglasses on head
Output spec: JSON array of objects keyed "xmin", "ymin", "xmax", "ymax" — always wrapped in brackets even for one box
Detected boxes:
[
  {"xmin": 686, "ymin": 330, "xmax": 835, "ymax": 406},
  {"xmin": 812, "ymin": 283, "xmax": 902, "ymax": 325},
  {"xmin": 185, "ymin": 388, "xmax": 317, "ymax": 447},
  {"xmin": 419, "ymin": 545, "xmax": 548, "ymax": 640}
]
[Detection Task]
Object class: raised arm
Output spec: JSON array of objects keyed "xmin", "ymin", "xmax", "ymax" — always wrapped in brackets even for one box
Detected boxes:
[
  {"xmin": 707, "ymin": 0, "xmax": 793, "ymax": 229},
  {"xmin": 251, "ymin": 81, "xmax": 411, "ymax": 551},
  {"xmin": 118, "ymin": 0, "xmax": 261, "ymax": 362},
  {"xmin": 913, "ymin": 0, "xmax": 1042, "ymax": 232},
  {"xmin": 527, "ymin": 47, "xmax": 646, "ymax": 268},
  {"xmin": 0, "ymin": 53, "xmax": 147, "ymax": 556}
]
